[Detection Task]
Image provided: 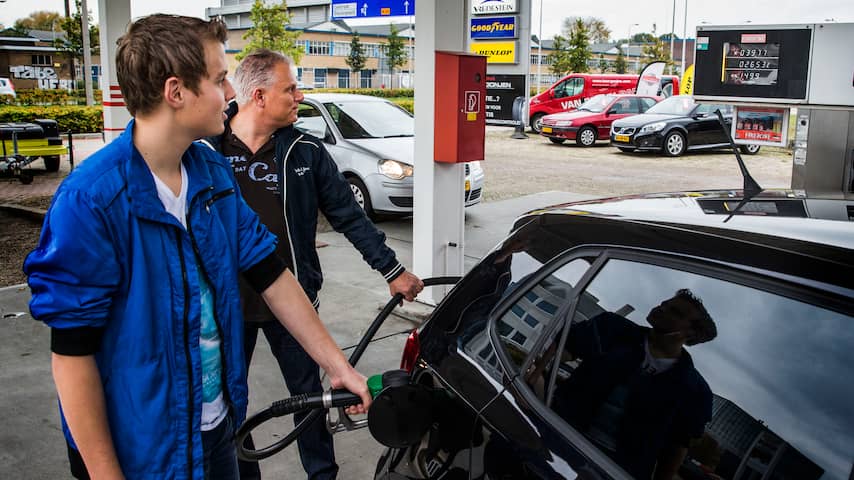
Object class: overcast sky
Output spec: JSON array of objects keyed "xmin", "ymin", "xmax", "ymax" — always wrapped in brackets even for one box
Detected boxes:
[{"xmin": 1, "ymin": 0, "xmax": 852, "ymax": 42}]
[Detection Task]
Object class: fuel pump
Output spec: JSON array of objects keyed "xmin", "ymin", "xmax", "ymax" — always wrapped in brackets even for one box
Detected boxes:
[{"xmin": 235, "ymin": 277, "xmax": 460, "ymax": 462}]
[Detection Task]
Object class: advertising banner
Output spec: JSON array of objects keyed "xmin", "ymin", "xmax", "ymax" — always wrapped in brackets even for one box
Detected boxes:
[
  {"xmin": 470, "ymin": 41, "xmax": 517, "ymax": 64},
  {"xmin": 485, "ymin": 73, "xmax": 526, "ymax": 125},
  {"xmin": 636, "ymin": 61, "xmax": 666, "ymax": 96},
  {"xmin": 732, "ymin": 106, "xmax": 789, "ymax": 147},
  {"xmin": 470, "ymin": 16, "xmax": 518, "ymax": 39},
  {"xmin": 471, "ymin": 0, "xmax": 518, "ymax": 15}
]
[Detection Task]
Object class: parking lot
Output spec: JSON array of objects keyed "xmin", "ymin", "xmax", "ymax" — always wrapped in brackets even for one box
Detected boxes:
[{"xmin": 481, "ymin": 127, "xmax": 792, "ymax": 201}]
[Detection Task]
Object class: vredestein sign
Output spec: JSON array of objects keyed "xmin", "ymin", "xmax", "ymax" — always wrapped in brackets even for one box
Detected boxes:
[{"xmin": 471, "ymin": 0, "xmax": 518, "ymax": 15}]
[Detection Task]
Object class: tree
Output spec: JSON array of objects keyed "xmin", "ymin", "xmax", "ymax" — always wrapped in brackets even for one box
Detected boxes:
[
  {"xmin": 547, "ymin": 35, "xmax": 572, "ymax": 76},
  {"xmin": 567, "ymin": 18, "xmax": 592, "ymax": 73},
  {"xmin": 345, "ymin": 32, "xmax": 366, "ymax": 86},
  {"xmin": 598, "ymin": 54, "xmax": 609, "ymax": 73},
  {"xmin": 54, "ymin": 0, "xmax": 99, "ymax": 88},
  {"xmin": 641, "ymin": 25, "xmax": 673, "ymax": 71},
  {"xmin": 384, "ymin": 24, "xmax": 407, "ymax": 88},
  {"xmin": 238, "ymin": 0, "xmax": 303, "ymax": 63},
  {"xmin": 614, "ymin": 46, "xmax": 628, "ymax": 74},
  {"xmin": 14, "ymin": 11, "xmax": 63, "ymax": 32},
  {"xmin": 561, "ymin": 16, "xmax": 611, "ymax": 43}
]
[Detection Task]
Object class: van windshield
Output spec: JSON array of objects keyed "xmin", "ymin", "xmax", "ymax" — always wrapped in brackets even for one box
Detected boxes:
[
  {"xmin": 577, "ymin": 95, "xmax": 614, "ymax": 113},
  {"xmin": 645, "ymin": 96, "xmax": 696, "ymax": 116}
]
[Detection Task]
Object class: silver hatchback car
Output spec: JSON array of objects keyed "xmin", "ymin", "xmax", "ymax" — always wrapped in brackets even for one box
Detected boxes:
[{"xmin": 296, "ymin": 93, "xmax": 485, "ymax": 219}]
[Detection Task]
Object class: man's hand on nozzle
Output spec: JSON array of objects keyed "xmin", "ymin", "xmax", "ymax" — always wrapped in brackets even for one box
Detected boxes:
[
  {"xmin": 329, "ymin": 364, "xmax": 371, "ymax": 415},
  {"xmin": 389, "ymin": 271, "xmax": 424, "ymax": 302}
]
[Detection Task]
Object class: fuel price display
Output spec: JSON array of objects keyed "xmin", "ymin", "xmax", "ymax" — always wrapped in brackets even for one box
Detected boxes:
[{"xmin": 722, "ymin": 42, "xmax": 780, "ymax": 86}]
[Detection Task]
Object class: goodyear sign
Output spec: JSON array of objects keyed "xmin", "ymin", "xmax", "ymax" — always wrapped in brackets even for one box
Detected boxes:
[
  {"xmin": 470, "ymin": 41, "xmax": 517, "ymax": 64},
  {"xmin": 470, "ymin": 16, "xmax": 517, "ymax": 39}
]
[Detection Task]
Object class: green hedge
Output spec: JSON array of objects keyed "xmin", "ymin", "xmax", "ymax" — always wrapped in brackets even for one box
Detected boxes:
[
  {"xmin": 311, "ymin": 88, "xmax": 413, "ymax": 98},
  {"xmin": 0, "ymin": 106, "xmax": 103, "ymax": 133},
  {"xmin": 0, "ymin": 89, "xmax": 102, "ymax": 106},
  {"xmin": 392, "ymin": 99, "xmax": 414, "ymax": 113}
]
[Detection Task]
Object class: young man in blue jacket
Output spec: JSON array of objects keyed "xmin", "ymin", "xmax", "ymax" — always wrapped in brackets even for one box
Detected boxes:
[
  {"xmin": 205, "ymin": 49, "xmax": 423, "ymax": 480},
  {"xmin": 23, "ymin": 15, "xmax": 370, "ymax": 480}
]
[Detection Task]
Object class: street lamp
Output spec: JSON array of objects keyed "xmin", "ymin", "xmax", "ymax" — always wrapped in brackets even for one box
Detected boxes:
[{"xmin": 627, "ymin": 23, "xmax": 639, "ymax": 73}]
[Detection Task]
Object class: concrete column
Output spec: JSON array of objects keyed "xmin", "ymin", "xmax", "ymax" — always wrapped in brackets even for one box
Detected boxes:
[
  {"xmin": 97, "ymin": 0, "xmax": 131, "ymax": 142},
  {"xmin": 412, "ymin": 0, "xmax": 467, "ymax": 303}
]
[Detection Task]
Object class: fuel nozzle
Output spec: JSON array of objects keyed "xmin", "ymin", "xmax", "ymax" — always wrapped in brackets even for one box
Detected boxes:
[{"xmin": 367, "ymin": 369, "xmax": 435, "ymax": 448}]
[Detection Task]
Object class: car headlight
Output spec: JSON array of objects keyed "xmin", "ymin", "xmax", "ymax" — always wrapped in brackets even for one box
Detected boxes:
[
  {"xmin": 379, "ymin": 159, "xmax": 413, "ymax": 180},
  {"xmin": 639, "ymin": 122, "xmax": 667, "ymax": 135},
  {"xmin": 555, "ymin": 120, "xmax": 573, "ymax": 127}
]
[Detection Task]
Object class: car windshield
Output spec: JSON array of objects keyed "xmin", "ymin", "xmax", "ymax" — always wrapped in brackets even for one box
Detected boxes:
[
  {"xmin": 577, "ymin": 94, "xmax": 614, "ymax": 113},
  {"xmin": 645, "ymin": 95, "xmax": 696, "ymax": 116},
  {"xmin": 323, "ymin": 100, "xmax": 414, "ymax": 139}
]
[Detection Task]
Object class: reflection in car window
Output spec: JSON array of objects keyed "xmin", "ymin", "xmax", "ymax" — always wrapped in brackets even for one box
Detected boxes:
[
  {"xmin": 540, "ymin": 258, "xmax": 853, "ymax": 480},
  {"xmin": 646, "ymin": 96, "xmax": 696, "ymax": 116},
  {"xmin": 640, "ymin": 97, "xmax": 657, "ymax": 111},
  {"xmin": 323, "ymin": 100, "xmax": 413, "ymax": 139},
  {"xmin": 493, "ymin": 258, "xmax": 593, "ymax": 372}
]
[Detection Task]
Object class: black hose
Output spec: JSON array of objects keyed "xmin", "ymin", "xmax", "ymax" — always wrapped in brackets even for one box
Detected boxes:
[{"xmin": 236, "ymin": 276, "xmax": 462, "ymax": 462}]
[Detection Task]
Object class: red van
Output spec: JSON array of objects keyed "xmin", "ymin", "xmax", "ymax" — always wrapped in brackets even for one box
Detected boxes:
[{"xmin": 529, "ymin": 73, "xmax": 679, "ymax": 133}]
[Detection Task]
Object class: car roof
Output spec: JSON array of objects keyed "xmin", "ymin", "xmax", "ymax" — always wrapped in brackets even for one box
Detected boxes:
[
  {"xmin": 514, "ymin": 190, "xmax": 854, "ymax": 288},
  {"xmin": 302, "ymin": 93, "xmax": 390, "ymax": 103}
]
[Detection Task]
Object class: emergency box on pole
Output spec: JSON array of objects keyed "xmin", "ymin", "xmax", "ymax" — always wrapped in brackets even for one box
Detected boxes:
[{"xmin": 434, "ymin": 51, "xmax": 487, "ymax": 163}]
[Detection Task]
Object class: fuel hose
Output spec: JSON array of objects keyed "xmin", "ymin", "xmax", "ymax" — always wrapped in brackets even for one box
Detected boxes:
[{"xmin": 236, "ymin": 276, "xmax": 461, "ymax": 461}]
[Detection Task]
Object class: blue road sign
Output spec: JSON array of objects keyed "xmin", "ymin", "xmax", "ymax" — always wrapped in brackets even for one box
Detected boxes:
[{"xmin": 331, "ymin": 0, "xmax": 415, "ymax": 19}]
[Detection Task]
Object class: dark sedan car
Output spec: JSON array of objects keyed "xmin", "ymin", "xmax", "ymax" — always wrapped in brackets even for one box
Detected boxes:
[
  {"xmin": 375, "ymin": 190, "xmax": 854, "ymax": 480},
  {"xmin": 540, "ymin": 94, "xmax": 660, "ymax": 147},
  {"xmin": 610, "ymin": 96, "xmax": 761, "ymax": 157}
]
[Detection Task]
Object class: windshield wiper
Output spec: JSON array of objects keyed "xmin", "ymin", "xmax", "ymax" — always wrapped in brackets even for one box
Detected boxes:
[{"xmin": 382, "ymin": 134, "xmax": 414, "ymax": 138}]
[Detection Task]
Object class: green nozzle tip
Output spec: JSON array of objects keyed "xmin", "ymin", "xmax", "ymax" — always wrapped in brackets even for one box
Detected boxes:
[{"xmin": 367, "ymin": 374, "xmax": 384, "ymax": 398}]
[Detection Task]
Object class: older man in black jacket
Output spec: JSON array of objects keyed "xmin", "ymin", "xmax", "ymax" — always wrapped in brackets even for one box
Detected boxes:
[{"xmin": 206, "ymin": 49, "xmax": 423, "ymax": 480}]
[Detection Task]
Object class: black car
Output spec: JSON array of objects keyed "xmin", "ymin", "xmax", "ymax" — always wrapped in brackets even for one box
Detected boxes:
[
  {"xmin": 375, "ymin": 190, "xmax": 854, "ymax": 480},
  {"xmin": 610, "ymin": 96, "xmax": 761, "ymax": 157}
]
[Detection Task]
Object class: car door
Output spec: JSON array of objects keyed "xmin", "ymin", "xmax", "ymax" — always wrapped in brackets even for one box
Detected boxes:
[
  {"xmin": 689, "ymin": 103, "xmax": 730, "ymax": 147},
  {"xmin": 598, "ymin": 97, "xmax": 641, "ymax": 138},
  {"xmin": 515, "ymin": 248, "xmax": 854, "ymax": 480}
]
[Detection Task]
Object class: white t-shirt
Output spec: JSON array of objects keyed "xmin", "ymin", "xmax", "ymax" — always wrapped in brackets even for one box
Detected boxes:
[{"xmin": 152, "ymin": 163, "xmax": 227, "ymax": 431}]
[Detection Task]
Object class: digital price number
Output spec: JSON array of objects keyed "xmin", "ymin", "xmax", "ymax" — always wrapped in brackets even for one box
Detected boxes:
[{"xmin": 722, "ymin": 42, "xmax": 780, "ymax": 86}]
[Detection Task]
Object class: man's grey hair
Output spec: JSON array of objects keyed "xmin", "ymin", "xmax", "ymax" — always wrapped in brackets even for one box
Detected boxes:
[{"xmin": 233, "ymin": 48, "xmax": 295, "ymax": 105}]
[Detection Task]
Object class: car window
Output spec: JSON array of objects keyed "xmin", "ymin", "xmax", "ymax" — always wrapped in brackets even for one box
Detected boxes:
[
  {"xmin": 322, "ymin": 100, "xmax": 413, "ymax": 139},
  {"xmin": 493, "ymin": 257, "xmax": 594, "ymax": 373},
  {"xmin": 646, "ymin": 96, "xmax": 696, "ymax": 116},
  {"xmin": 295, "ymin": 103, "xmax": 329, "ymax": 140},
  {"xmin": 640, "ymin": 97, "xmax": 657, "ymax": 112},
  {"xmin": 531, "ymin": 256, "xmax": 853, "ymax": 480},
  {"xmin": 567, "ymin": 77, "xmax": 585, "ymax": 97},
  {"xmin": 610, "ymin": 97, "xmax": 640, "ymax": 114}
]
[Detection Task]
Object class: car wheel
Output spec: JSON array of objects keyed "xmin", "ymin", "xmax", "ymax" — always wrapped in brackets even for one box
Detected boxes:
[
  {"xmin": 740, "ymin": 144, "xmax": 761, "ymax": 155},
  {"xmin": 576, "ymin": 126, "xmax": 597, "ymax": 147},
  {"xmin": 548, "ymin": 137, "xmax": 565, "ymax": 145},
  {"xmin": 43, "ymin": 155, "xmax": 60, "ymax": 172},
  {"xmin": 617, "ymin": 147, "xmax": 636, "ymax": 153},
  {"xmin": 530, "ymin": 114, "xmax": 545, "ymax": 134},
  {"xmin": 663, "ymin": 131, "xmax": 687, "ymax": 157},
  {"xmin": 347, "ymin": 176, "xmax": 376, "ymax": 220}
]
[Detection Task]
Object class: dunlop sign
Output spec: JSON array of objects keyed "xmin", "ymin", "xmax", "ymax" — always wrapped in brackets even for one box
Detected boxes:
[
  {"xmin": 471, "ymin": 0, "xmax": 518, "ymax": 15},
  {"xmin": 470, "ymin": 41, "xmax": 517, "ymax": 64},
  {"xmin": 470, "ymin": 16, "xmax": 518, "ymax": 39}
]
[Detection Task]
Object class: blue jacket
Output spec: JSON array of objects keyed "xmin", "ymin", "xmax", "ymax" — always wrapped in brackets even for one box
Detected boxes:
[
  {"xmin": 24, "ymin": 121, "xmax": 277, "ymax": 479},
  {"xmin": 206, "ymin": 116, "xmax": 403, "ymax": 307}
]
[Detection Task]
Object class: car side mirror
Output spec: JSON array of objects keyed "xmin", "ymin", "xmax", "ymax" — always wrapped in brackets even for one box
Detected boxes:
[
  {"xmin": 607, "ymin": 108, "xmax": 618, "ymax": 116},
  {"xmin": 324, "ymin": 130, "xmax": 336, "ymax": 145}
]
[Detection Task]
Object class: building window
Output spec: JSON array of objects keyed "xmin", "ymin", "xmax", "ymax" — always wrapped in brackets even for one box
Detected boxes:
[
  {"xmin": 338, "ymin": 69, "xmax": 350, "ymax": 88},
  {"xmin": 32, "ymin": 54, "xmax": 52, "ymax": 66},
  {"xmin": 360, "ymin": 70, "xmax": 372, "ymax": 88},
  {"xmin": 314, "ymin": 68, "xmax": 327, "ymax": 88},
  {"xmin": 364, "ymin": 43, "xmax": 382, "ymax": 58},
  {"xmin": 333, "ymin": 41, "xmax": 351, "ymax": 57},
  {"xmin": 307, "ymin": 40, "xmax": 330, "ymax": 56}
]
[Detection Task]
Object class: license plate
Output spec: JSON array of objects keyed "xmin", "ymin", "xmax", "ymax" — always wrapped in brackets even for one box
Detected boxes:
[
  {"xmin": 542, "ymin": 126, "xmax": 552, "ymax": 133},
  {"xmin": 615, "ymin": 134, "xmax": 630, "ymax": 142},
  {"xmin": 465, "ymin": 179, "xmax": 471, "ymax": 192}
]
